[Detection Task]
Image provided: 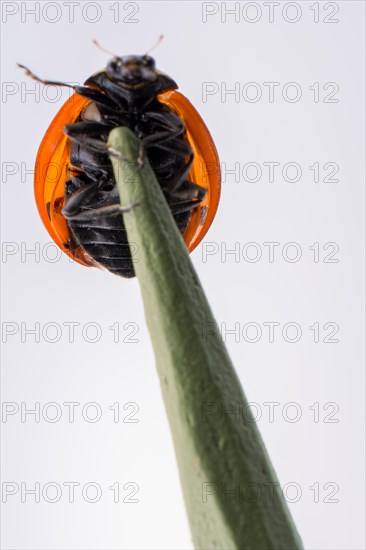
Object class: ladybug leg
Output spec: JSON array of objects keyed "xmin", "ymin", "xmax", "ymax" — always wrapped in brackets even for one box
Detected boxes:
[
  {"xmin": 65, "ymin": 122, "xmax": 110, "ymax": 153},
  {"xmin": 17, "ymin": 63, "xmax": 75, "ymax": 88},
  {"xmin": 137, "ymin": 130, "xmax": 181, "ymax": 167},
  {"xmin": 63, "ymin": 181, "xmax": 138, "ymax": 221},
  {"xmin": 168, "ymin": 198, "xmax": 205, "ymax": 215},
  {"xmin": 65, "ymin": 122, "xmax": 131, "ymax": 163},
  {"xmin": 17, "ymin": 64, "xmax": 117, "ymax": 109},
  {"xmin": 143, "ymin": 111, "xmax": 185, "ymax": 133},
  {"xmin": 138, "ymin": 119, "xmax": 208, "ymax": 202},
  {"xmin": 63, "ymin": 181, "xmax": 100, "ymax": 218},
  {"xmin": 136, "ymin": 110, "xmax": 187, "ymax": 166},
  {"xmin": 140, "ymin": 113, "xmax": 186, "ymax": 150},
  {"xmin": 165, "ymin": 179, "xmax": 207, "ymax": 214},
  {"xmin": 145, "ymin": 135, "xmax": 207, "ymax": 198},
  {"xmin": 139, "ymin": 112, "xmax": 199, "ymax": 190},
  {"xmin": 158, "ymin": 151, "xmax": 201, "ymax": 198},
  {"xmin": 146, "ymin": 139, "xmax": 205, "ymax": 198},
  {"xmin": 158, "ymin": 149, "xmax": 207, "ymax": 206},
  {"xmin": 163, "ymin": 151, "xmax": 193, "ymax": 193},
  {"xmin": 63, "ymin": 203, "xmax": 139, "ymax": 221},
  {"xmin": 84, "ymin": 73, "xmax": 131, "ymax": 110},
  {"xmin": 167, "ymin": 180, "xmax": 207, "ymax": 202},
  {"xmin": 137, "ymin": 129, "xmax": 192, "ymax": 173},
  {"xmin": 73, "ymin": 86, "xmax": 118, "ymax": 109}
]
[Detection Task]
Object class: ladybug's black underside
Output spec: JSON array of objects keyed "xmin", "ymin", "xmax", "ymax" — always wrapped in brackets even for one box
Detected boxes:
[{"xmin": 63, "ymin": 70, "xmax": 206, "ymax": 278}]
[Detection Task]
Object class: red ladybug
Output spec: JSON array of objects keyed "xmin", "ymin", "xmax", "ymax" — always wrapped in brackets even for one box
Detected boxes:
[{"xmin": 19, "ymin": 42, "xmax": 220, "ymax": 277}]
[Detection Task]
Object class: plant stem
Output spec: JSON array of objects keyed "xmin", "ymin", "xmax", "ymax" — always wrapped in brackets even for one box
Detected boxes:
[{"xmin": 108, "ymin": 126, "xmax": 304, "ymax": 550}]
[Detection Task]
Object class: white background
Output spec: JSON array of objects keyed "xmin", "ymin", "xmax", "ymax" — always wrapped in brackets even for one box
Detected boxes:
[{"xmin": 1, "ymin": 1, "xmax": 365, "ymax": 549}]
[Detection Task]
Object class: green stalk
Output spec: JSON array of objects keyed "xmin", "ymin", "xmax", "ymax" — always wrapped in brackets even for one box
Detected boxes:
[{"xmin": 108, "ymin": 127, "xmax": 303, "ymax": 550}]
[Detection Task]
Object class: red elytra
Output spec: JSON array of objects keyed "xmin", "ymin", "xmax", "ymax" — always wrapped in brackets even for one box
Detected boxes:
[{"xmin": 34, "ymin": 89, "xmax": 221, "ymax": 268}]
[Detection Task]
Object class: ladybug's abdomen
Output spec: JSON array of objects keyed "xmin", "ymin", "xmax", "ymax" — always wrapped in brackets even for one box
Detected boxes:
[
  {"xmin": 64, "ymin": 101, "xmax": 193, "ymax": 277},
  {"xmin": 68, "ymin": 211, "xmax": 133, "ymax": 276}
]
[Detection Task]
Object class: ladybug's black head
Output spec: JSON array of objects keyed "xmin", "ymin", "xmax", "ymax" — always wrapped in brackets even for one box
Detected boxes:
[{"xmin": 106, "ymin": 55, "xmax": 157, "ymax": 88}]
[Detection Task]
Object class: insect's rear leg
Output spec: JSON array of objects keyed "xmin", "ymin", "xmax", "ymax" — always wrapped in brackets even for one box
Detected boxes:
[
  {"xmin": 167, "ymin": 179, "xmax": 207, "ymax": 203},
  {"xmin": 65, "ymin": 121, "xmax": 133, "ymax": 174},
  {"xmin": 63, "ymin": 180, "xmax": 102, "ymax": 217},
  {"xmin": 168, "ymin": 197, "xmax": 206, "ymax": 215},
  {"xmin": 63, "ymin": 180, "xmax": 138, "ymax": 221},
  {"xmin": 64, "ymin": 203, "xmax": 139, "ymax": 221},
  {"xmin": 65, "ymin": 121, "xmax": 110, "ymax": 154}
]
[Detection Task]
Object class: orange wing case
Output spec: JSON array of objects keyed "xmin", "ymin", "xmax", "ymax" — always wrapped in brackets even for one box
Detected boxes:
[
  {"xmin": 34, "ymin": 90, "xmax": 220, "ymax": 267},
  {"xmin": 34, "ymin": 94, "xmax": 92, "ymax": 266},
  {"xmin": 158, "ymin": 90, "xmax": 221, "ymax": 251}
]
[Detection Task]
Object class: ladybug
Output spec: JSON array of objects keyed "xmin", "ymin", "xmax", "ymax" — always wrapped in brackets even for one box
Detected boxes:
[{"xmin": 19, "ymin": 39, "xmax": 220, "ymax": 278}]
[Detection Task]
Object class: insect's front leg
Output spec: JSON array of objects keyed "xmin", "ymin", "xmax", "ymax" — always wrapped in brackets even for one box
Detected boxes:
[
  {"xmin": 17, "ymin": 63, "xmax": 119, "ymax": 109},
  {"xmin": 142, "ymin": 112, "xmax": 207, "ymax": 199},
  {"xmin": 139, "ymin": 111, "xmax": 185, "ymax": 148}
]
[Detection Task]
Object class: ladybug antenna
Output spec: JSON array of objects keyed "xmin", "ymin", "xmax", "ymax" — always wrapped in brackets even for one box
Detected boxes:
[
  {"xmin": 144, "ymin": 35, "xmax": 164, "ymax": 57},
  {"xmin": 92, "ymin": 40, "xmax": 118, "ymax": 58}
]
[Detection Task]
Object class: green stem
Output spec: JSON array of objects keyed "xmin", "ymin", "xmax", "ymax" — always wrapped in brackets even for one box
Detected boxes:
[{"xmin": 108, "ymin": 126, "xmax": 304, "ymax": 550}]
